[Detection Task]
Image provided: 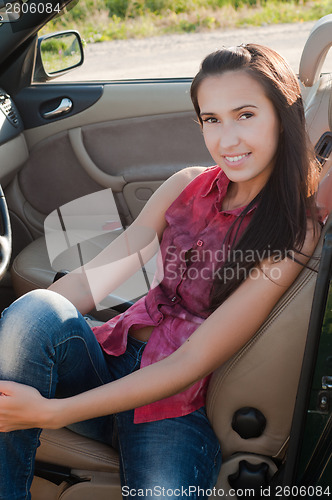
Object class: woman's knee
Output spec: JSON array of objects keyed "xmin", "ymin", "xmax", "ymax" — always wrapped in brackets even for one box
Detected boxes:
[
  {"xmin": 1, "ymin": 289, "xmax": 78, "ymax": 330},
  {"xmin": 0, "ymin": 289, "xmax": 80, "ymax": 375}
]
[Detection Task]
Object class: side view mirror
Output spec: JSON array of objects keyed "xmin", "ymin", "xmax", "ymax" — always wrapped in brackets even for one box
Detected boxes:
[{"xmin": 34, "ymin": 30, "xmax": 84, "ymax": 82}]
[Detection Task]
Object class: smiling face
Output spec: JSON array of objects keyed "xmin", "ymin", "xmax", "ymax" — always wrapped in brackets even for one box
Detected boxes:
[{"xmin": 197, "ymin": 70, "xmax": 280, "ymax": 196}]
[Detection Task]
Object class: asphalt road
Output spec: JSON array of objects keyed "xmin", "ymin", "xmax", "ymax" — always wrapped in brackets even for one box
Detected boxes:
[{"xmin": 59, "ymin": 20, "xmax": 332, "ymax": 81}]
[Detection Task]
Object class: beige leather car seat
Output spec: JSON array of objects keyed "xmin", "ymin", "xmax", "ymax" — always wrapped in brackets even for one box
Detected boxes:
[
  {"xmin": 206, "ymin": 217, "xmax": 330, "ymax": 495},
  {"xmin": 8, "ymin": 14, "xmax": 332, "ymax": 500}
]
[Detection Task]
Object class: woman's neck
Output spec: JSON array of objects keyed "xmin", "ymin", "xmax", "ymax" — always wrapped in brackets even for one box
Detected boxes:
[{"xmin": 222, "ymin": 181, "xmax": 262, "ymax": 211}]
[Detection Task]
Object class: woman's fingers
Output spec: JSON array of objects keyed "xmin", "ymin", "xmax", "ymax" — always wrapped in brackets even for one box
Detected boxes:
[{"xmin": 0, "ymin": 381, "xmax": 48, "ymax": 431}]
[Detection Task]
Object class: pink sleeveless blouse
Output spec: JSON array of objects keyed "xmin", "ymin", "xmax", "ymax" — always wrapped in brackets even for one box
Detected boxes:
[{"xmin": 92, "ymin": 166, "xmax": 257, "ymax": 423}]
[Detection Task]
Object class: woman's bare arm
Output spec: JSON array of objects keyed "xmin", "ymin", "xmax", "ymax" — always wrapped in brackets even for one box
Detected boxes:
[
  {"xmin": 48, "ymin": 167, "xmax": 205, "ymax": 314},
  {"xmin": 0, "ymin": 221, "xmax": 319, "ymax": 432}
]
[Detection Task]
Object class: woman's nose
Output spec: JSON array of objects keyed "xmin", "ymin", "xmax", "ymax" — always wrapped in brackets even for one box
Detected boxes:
[{"xmin": 219, "ymin": 125, "xmax": 240, "ymax": 150}]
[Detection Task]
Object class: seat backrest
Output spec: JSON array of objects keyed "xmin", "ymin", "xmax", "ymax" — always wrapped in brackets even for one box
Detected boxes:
[
  {"xmin": 206, "ymin": 208, "xmax": 331, "ymax": 496},
  {"xmin": 206, "ymin": 222, "xmax": 325, "ymax": 460}
]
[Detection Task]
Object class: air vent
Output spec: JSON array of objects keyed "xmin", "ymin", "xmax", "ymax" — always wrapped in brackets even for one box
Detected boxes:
[
  {"xmin": 0, "ymin": 92, "xmax": 19, "ymax": 128},
  {"xmin": 315, "ymin": 132, "xmax": 332, "ymax": 170}
]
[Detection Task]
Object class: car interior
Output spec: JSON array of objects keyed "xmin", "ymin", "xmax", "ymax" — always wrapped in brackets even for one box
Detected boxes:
[{"xmin": 0, "ymin": 10, "xmax": 331, "ymax": 500}]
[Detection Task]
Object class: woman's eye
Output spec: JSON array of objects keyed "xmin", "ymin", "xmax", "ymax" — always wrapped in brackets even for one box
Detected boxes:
[
  {"xmin": 239, "ymin": 112, "xmax": 253, "ymax": 120},
  {"xmin": 202, "ymin": 117, "xmax": 218, "ymax": 123}
]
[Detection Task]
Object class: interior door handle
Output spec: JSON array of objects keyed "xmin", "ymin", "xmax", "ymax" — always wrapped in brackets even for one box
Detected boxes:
[{"xmin": 43, "ymin": 98, "xmax": 73, "ymax": 119}]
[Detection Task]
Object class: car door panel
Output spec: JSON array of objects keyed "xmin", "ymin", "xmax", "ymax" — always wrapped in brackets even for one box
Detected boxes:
[
  {"xmin": 9, "ymin": 81, "xmax": 212, "ymax": 249},
  {"xmin": 20, "ymin": 82, "xmax": 198, "ymax": 148},
  {"xmin": 0, "ymin": 133, "xmax": 28, "ymax": 187},
  {"xmin": 122, "ymin": 181, "xmax": 165, "ymax": 220}
]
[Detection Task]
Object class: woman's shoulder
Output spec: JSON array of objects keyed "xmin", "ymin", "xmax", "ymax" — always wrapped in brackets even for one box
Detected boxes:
[
  {"xmin": 173, "ymin": 165, "xmax": 222, "ymax": 192},
  {"xmin": 162, "ymin": 166, "xmax": 223, "ymax": 225},
  {"xmin": 151, "ymin": 166, "xmax": 221, "ymax": 206},
  {"xmin": 175, "ymin": 165, "xmax": 208, "ymax": 189},
  {"xmin": 135, "ymin": 166, "xmax": 221, "ymax": 231}
]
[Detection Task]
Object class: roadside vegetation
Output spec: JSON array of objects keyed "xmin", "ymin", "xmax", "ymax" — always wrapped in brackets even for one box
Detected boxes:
[{"xmin": 43, "ymin": 0, "xmax": 332, "ymax": 42}]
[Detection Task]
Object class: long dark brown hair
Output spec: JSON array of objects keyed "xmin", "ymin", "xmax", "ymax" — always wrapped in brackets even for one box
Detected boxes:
[{"xmin": 190, "ymin": 44, "xmax": 319, "ymax": 310}]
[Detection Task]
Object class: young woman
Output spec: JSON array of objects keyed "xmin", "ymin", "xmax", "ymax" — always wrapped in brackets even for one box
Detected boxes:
[{"xmin": 0, "ymin": 44, "xmax": 320, "ymax": 499}]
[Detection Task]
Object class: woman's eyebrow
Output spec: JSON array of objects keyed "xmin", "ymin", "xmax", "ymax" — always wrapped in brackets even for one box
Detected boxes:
[
  {"xmin": 200, "ymin": 112, "xmax": 216, "ymax": 117},
  {"xmin": 200, "ymin": 104, "xmax": 258, "ymax": 118},
  {"xmin": 232, "ymin": 104, "xmax": 258, "ymax": 112}
]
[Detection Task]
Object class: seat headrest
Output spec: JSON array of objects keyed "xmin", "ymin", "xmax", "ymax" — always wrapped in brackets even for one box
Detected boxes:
[{"xmin": 299, "ymin": 14, "xmax": 332, "ymax": 87}]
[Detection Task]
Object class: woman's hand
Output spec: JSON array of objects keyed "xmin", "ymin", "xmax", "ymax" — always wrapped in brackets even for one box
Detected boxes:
[{"xmin": 0, "ymin": 381, "xmax": 57, "ymax": 432}]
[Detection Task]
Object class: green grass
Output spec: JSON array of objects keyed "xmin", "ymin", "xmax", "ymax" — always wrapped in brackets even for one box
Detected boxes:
[{"xmin": 41, "ymin": 0, "xmax": 332, "ymax": 43}]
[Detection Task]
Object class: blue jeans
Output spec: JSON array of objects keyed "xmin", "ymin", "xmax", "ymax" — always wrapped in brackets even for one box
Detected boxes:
[{"xmin": 0, "ymin": 290, "xmax": 221, "ymax": 500}]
